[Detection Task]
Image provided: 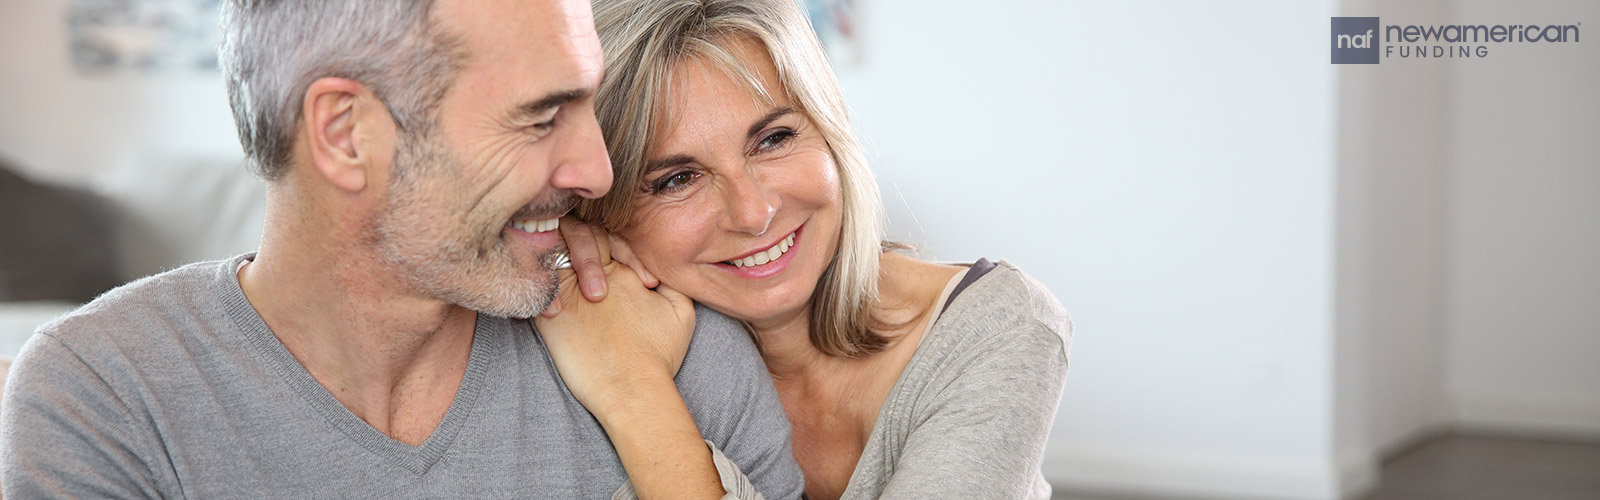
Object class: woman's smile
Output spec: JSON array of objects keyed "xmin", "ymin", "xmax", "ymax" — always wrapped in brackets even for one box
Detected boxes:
[{"xmin": 712, "ymin": 223, "xmax": 804, "ymax": 279}]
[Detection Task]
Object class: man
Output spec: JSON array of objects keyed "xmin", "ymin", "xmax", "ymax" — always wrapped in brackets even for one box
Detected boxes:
[{"xmin": 0, "ymin": 0, "xmax": 803, "ymax": 498}]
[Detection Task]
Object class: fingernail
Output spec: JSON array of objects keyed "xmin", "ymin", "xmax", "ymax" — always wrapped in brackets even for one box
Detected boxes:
[{"xmin": 585, "ymin": 277, "xmax": 606, "ymax": 299}]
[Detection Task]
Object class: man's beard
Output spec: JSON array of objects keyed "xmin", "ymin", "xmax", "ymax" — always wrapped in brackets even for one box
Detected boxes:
[{"xmin": 370, "ymin": 136, "xmax": 569, "ymax": 318}]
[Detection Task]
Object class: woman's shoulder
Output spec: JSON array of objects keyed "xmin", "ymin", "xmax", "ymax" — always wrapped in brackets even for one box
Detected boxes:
[{"xmin": 935, "ymin": 260, "xmax": 1072, "ymax": 355}]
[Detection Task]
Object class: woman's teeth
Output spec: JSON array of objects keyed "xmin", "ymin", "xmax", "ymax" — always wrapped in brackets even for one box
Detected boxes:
[
  {"xmin": 727, "ymin": 233, "xmax": 795, "ymax": 268},
  {"xmin": 509, "ymin": 218, "xmax": 560, "ymax": 233}
]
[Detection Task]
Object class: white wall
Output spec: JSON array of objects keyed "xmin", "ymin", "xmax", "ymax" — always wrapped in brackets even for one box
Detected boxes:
[
  {"xmin": 1336, "ymin": 0, "xmax": 1455, "ymax": 466},
  {"xmin": 1337, "ymin": 0, "xmax": 1600, "ymax": 488},
  {"xmin": 836, "ymin": 1, "xmax": 1346, "ymax": 498},
  {"xmin": 0, "ymin": 0, "xmax": 241, "ymax": 185},
  {"xmin": 1446, "ymin": 0, "xmax": 1600, "ymax": 439}
]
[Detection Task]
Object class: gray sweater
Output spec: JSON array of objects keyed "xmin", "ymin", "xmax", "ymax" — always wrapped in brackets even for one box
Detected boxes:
[
  {"xmin": 0, "ymin": 255, "xmax": 804, "ymax": 499},
  {"xmin": 841, "ymin": 260, "xmax": 1072, "ymax": 500}
]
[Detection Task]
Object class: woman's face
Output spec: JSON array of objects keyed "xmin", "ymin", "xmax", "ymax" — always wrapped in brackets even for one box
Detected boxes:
[{"xmin": 618, "ymin": 38, "xmax": 843, "ymax": 326}]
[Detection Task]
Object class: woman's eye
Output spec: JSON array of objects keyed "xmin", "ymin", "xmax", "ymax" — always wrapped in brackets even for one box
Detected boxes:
[
  {"xmin": 755, "ymin": 129, "xmax": 797, "ymax": 152},
  {"xmin": 651, "ymin": 170, "xmax": 699, "ymax": 193}
]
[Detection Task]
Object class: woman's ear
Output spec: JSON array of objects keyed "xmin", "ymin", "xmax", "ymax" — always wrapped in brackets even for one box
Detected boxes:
[{"xmin": 301, "ymin": 77, "xmax": 397, "ymax": 193}]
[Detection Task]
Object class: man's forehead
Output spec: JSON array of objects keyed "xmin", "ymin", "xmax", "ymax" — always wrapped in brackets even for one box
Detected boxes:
[{"xmin": 434, "ymin": 0, "xmax": 603, "ymax": 94}]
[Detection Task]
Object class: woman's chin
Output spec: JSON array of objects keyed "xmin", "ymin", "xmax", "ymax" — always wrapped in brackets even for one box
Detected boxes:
[{"xmin": 710, "ymin": 292, "xmax": 814, "ymax": 328}]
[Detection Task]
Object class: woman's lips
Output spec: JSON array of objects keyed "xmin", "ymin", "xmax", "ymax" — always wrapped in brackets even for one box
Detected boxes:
[{"xmin": 714, "ymin": 224, "xmax": 803, "ymax": 279}]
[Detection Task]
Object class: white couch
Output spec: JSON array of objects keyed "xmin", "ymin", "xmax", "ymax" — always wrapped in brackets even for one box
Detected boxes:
[{"xmin": 0, "ymin": 152, "xmax": 264, "ymax": 357}]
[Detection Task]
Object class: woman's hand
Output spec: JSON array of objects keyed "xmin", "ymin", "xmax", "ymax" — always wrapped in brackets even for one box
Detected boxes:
[
  {"xmin": 534, "ymin": 261, "xmax": 693, "ymax": 413},
  {"xmin": 555, "ymin": 216, "xmax": 657, "ymax": 306},
  {"xmin": 534, "ymin": 262, "xmax": 725, "ymax": 499}
]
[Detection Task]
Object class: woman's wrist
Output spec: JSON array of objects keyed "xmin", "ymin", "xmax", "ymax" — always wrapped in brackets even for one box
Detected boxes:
[
  {"xmin": 590, "ymin": 373, "xmax": 726, "ymax": 500},
  {"xmin": 587, "ymin": 367, "xmax": 682, "ymax": 427}
]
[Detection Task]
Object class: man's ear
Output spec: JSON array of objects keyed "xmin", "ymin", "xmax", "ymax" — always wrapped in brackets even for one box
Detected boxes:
[{"xmin": 301, "ymin": 77, "xmax": 397, "ymax": 193}]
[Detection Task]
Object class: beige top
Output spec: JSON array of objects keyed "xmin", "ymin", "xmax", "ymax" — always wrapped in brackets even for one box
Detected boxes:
[
  {"xmin": 841, "ymin": 260, "xmax": 1072, "ymax": 500},
  {"xmin": 621, "ymin": 260, "xmax": 1072, "ymax": 500}
]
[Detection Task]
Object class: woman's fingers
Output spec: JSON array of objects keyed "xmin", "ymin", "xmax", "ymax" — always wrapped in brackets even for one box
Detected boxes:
[
  {"xmin": 540, "ymin": 268, "xmax": 580, "ymax": 318},
  {"xmin": 610, "ymin": 235, "xmax": 659, "ymax": 288},
  {"xmin": 649, "ymin": 283, "xmax": 696, "ymax": 376},
  {"xmin": 558, "ymin": 216, "xmax": 611, "ymax": 301},
  {"xmin": 653, "ymin": 283, "xmax": 692, "ymax": 317}
]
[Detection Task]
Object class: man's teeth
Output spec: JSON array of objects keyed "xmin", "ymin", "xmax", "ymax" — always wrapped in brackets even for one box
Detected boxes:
[
  {"xmin": 509, "ymin": 218, "xmax": 560, "ymax": 233},
  {"xmin": 727, "ymin": 233, "xmax": 795, "ymax": 268}
]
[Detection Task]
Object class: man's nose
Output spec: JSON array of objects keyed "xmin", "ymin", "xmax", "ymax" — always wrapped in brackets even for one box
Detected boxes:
[
  {"xmin": 547, "ymin": 109, "xmax": 613, "ymax": 199},
  {"xmin": 718, "ymin": 169, "xmax": 778, "ymax": 236}
]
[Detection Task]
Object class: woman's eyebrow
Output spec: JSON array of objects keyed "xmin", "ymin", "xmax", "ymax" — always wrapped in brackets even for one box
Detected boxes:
[
  {"xmin": 642, "ymin": 107, "xmax": 796, "ymax": 176},
  {"xmin": 746, "ymin": 107, "xmax": 795, "ymax": 139},
  {"xmin": 644, "ymin": 154, "xmax": 695, "ymax": 175}
]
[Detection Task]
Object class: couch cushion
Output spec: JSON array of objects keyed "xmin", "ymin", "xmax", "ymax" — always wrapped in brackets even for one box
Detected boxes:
[
  {"xmin": 0, "ymin": 161, "xmax": 122, "ymax": 302},
  {"xmin": 90, "ymin": 152, "xmax": 264, "ymax": 281}
]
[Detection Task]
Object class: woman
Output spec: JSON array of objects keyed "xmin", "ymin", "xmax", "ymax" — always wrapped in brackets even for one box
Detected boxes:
[{"xmin": 537, "ymin": 0, "xmax": 1071, "ymax": 498}]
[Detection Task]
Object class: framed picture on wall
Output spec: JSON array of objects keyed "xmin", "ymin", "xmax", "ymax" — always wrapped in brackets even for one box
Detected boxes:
[
  {"xmin": 801, "ymin": 0, "xmax": 861, "ymax": 67},
  {"xmin": 69, "ymin": 0, "xmax": 222, "ymax": 75}
]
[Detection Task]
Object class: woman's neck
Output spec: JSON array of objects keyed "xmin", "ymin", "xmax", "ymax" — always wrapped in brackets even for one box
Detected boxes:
[
  {"xmin": 751, "ymin": 305, "xmax": 829, "ymax": 381},
  {"xmin": 754, "ymin": 252, "xmax": 965, "ymax": 388}
]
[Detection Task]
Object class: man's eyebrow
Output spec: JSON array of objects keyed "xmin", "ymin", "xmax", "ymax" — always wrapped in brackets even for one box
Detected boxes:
[
  {"xmin": 512, "ymin": 88, "xmax": 589, "ymax": 120},
  {"xmin": 746, "ymin": 107, "xmax": 795, "ymax": 139}
]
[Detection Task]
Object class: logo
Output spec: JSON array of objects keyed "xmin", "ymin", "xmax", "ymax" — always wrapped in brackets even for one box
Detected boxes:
[
  {"xmin": 1332, "ymin": 17, "xmax": 1381, "ymax": 64},
  {"xmin": 1332, "ymin": 17, "xmax": 1581, "ymax": 63}
]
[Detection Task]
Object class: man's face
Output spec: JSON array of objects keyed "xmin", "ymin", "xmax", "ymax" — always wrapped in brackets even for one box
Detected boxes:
[{"xmin": 372, "ymin": 0, "xmax": 611, "ymax": 318}]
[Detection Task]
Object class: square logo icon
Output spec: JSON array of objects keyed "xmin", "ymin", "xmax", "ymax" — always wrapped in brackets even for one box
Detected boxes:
[{"xmin": 1331, "ymin": 17, "xmax": 1380, "ymax": 64}]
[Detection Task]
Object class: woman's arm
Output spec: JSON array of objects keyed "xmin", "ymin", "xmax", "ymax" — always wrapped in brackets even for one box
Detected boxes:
[
  {"xmin": 547, "ymin": 219, "xmax": 797, "ymax": 499},
  {"xmin": 534, "ymin": 263, "xmax": 726, "ymax": 500}
]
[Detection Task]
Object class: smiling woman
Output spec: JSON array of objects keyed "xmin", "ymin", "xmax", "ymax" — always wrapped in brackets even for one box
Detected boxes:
[{"xmin": 539, "ymin": 0, "xmax": 1073, "ymax": 499}]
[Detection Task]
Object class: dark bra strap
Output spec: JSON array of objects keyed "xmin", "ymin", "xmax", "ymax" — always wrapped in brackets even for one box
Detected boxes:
[{"xmin": 938, "ymin": 258, "xmax": 996, "ymax": 320}]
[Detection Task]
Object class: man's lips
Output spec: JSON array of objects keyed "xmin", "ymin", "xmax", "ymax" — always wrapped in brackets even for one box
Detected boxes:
[
  {"xmin": 506, "ymin": 217, "xmax": 560, "ymax": 233},
  {"xmin": 506, "ymin": 197, "xmax": 573, "ymax": 234}
]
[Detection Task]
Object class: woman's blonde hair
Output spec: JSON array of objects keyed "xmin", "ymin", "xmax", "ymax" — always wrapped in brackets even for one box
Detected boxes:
[{"xmin": 577, "ymin": 0, "xmax": 889, "ymax": 357}]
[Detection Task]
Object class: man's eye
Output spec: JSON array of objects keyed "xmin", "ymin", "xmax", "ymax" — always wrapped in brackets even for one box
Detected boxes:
[{"xmin": 525, "ymin": 108, "xmax": 560, "ymax": 133}]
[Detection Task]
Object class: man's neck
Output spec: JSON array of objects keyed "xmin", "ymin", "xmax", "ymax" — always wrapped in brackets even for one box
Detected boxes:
[{"xmin": 237, "ymin": 205, "xmax": 477, "ymax": 445}]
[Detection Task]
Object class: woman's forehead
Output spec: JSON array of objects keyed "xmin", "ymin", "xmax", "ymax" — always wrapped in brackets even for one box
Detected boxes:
[{"xmin": 651, "ymin": 38, "xmax": 788, "ymax": 144}]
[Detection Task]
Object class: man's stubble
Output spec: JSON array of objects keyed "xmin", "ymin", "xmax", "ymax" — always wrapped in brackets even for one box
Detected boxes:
[{"xmin": 370, "ymin": 134, "xmax": 568, "ymax": 319}]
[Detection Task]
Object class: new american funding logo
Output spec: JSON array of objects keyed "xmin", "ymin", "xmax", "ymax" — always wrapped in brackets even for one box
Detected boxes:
[{"xmin": 1331, "ymin": 17, "xmax": 1581, "ymax": 64}]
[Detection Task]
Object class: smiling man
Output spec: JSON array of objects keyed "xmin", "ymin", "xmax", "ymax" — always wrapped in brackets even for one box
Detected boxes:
[{"xmin": 0, "ymin": 1, "xmax": 801, "ymax": 498}]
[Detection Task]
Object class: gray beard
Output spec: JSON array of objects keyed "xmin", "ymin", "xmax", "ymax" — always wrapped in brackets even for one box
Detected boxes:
[{"xmin": 369, "ymin": 137, "xmax": 564, "ymax": 318}]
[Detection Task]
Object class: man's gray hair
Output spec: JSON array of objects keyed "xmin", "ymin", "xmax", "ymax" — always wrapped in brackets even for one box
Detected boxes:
[{"xmin": 219, "ymin": 0, "xmax": 466, "ymax": 180}]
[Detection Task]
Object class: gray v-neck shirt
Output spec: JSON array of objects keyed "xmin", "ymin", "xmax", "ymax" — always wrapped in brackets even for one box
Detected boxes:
[
  {"xmin": 1, "ymin": 255, "xmax": 804, "ymax": 499},
  {"xmin": 841, "ymin": 260, "xmax": 1072, "ymax": 500}
]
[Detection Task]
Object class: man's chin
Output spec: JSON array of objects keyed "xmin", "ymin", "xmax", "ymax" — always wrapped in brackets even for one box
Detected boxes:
[{"xmin": 448, "ymin": 274, "xmax": 557, "ymax": 319}]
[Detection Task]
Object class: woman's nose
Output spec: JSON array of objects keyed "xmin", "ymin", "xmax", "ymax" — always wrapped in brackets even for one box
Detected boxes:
[{"xmin": 719, "ymin": 171, "xmax": 779, "ymax": 236}]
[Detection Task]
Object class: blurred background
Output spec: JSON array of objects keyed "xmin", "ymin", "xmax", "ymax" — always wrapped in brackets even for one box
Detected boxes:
[{"xmin": 1, "ymin": 1, "xmax": 1595, "ymax": 499}]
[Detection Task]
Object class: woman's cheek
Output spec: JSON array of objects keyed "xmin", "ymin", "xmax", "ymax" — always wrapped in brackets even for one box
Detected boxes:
[{"xmin": 626, "ymin": 203, "xmax": 710, "ymax": 271}]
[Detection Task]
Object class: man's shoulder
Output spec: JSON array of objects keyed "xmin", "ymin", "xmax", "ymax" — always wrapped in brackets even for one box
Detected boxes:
[
  {"xmin": 28, "ymin": 257, "xmax": 240, "ymax": 369},
  {"xmin": 685, "ymin": 303, "xmax": 755, "ymax": 356},
  {"xmin": 675, "ymin": 304, "xmax": 805, "ymax": 500},
  {"xmin": 675, "ymin": 302, "xmax": 766, "ymax": 410},
  {"xmin": 677, "ymin": 303, "xmax": 762, "ymax": 388}
]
